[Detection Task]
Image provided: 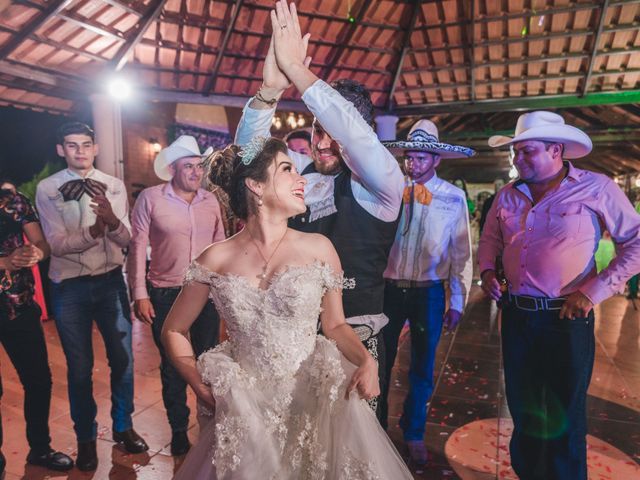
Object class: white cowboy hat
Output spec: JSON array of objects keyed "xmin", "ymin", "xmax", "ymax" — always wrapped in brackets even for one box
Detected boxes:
[
  {"xmin": 488, "ymin": 111, "xmax": 592, "ymax": 159},
  {"xmin": 382, "ymin": 119, "xmax": 475, "ymax": 159},
  {"xmin": 153, "ymin": 135, "xmax": 214, "ymax": 181}
]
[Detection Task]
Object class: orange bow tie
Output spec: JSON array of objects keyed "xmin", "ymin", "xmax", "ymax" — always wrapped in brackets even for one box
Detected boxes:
[{"xmin": 403, "ymin": 182, "xmax": 432, "ymax": 206}]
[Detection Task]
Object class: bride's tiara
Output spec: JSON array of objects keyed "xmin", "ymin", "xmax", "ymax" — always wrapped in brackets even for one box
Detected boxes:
[{"xmin": 238, "ymin": 136, "xmax": 269, "ymax": 166}]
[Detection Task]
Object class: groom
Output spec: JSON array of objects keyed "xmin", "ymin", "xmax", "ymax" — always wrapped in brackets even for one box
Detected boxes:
[{"xmin": 235, "ymin": 0, "xmax": 404, "ymax": 417}]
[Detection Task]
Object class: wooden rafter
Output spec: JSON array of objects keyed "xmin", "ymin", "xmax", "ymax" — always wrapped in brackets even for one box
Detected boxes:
[
  {"xmin": 321, "ymin": 0, "xmax": 373, "ymax": 79},
  {"xmin": 202, "ymin": 0, "xmax": 245, "ymax": 95},
  {"xmin": 111, "ymin": 0, "xmax": 166, "ymax": 71},
  {"xmin": 582, "ymin": 0, "xmax": 611, "ymax": 95},
  {"xmin": 466, "ymin": 0, "xmax": 476, "ymax": 102},
  {"xmin": 386, "ymin": 0, "xmax": 421, "ymax": 110},
  {"xmin": 0, "ymin": 0, "xmax": 74, "ymax": 60},
  {"xmin": 57, "ymin": 11, "xmax": 126, "ymax": 42}
]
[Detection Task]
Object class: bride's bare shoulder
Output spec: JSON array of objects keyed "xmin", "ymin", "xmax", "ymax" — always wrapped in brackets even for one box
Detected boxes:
[
  {"xmin": 196, "ymin": 235, "xmax": 242, "ymax": 272},
  {"xmin": 289, "ymin": 230, "xmax": 340, "ymax": 266}
]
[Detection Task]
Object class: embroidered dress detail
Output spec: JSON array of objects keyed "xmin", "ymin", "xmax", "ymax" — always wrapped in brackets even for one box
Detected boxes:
[{"xmin": 174, "ymin": 261, "xmax": 412, "ymax": 479}]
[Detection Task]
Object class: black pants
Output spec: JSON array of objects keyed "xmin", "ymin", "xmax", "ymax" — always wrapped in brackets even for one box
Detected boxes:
[
  {"xmin": 0, "ymin": 303, "xmax": 52, "ymax": 453},
  {"xmin": 502, "ymin": 303, "xmax": 595, "ymax": 480},
  {"xmin": 149, "ymin": 287, "xmax": 220, "ymax": 433}
]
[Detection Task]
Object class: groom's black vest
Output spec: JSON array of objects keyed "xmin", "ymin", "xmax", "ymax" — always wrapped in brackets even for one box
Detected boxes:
[{"xmin": 289, "ymin": 165, "xmax": 400, "ymax": 319}]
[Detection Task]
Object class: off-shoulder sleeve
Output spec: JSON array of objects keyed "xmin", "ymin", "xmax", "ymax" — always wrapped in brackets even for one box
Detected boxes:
[
  {"xmin": 318, "ymin": 263, "xmax": 356, "ymax": 291},
  {"xmin": 184, "ymin": 261, "xmax": 216, "ymax": 285}
]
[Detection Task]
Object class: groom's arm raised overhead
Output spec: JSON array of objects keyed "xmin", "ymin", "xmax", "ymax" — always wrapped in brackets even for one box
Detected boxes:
[{"xmin": 235, "ymin": 1, "xmax": 403, "ymax": 220}]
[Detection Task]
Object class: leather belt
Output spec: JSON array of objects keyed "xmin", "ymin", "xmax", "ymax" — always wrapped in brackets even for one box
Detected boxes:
[
  {"xmin": 508, "ymin": 293, "xmax": 566, "ymax": 311},
  {"xmin": 69, "ymin": 266, "xmax": 122, "ymax": 283},
  {"xmin": 386, "ymin": 279, "xmax": 443, "ymax": 289}
]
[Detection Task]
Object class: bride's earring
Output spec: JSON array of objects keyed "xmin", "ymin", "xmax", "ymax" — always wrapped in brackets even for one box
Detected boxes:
[{"xmin": 257, "ymin": 195, "xmax": 263, "ymax": 206}]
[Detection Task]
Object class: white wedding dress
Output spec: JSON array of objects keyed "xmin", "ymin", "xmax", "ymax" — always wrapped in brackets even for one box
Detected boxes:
[{"xmin": 173, "ymin": 260, "xmax": 412, "ymax": 479}]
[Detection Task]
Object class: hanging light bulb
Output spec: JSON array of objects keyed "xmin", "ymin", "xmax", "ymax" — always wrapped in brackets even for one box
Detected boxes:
[
  {"xmin": 297, "ymin": 114, "xmax": 306, "ymax": 127},
  {"xmin": 274, "ymin": 117, "xmax": 282, "ymax": 130},
  {"xmin": 286, "ymin": 112, "xmax": 297, "ymax": 128},
  {"xmin": 508, "ymin": 165, "xmax": 518, "ymax": 179}
]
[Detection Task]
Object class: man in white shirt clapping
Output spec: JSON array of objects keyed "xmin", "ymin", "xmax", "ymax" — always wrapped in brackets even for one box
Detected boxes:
[
  {"xmin": 36, "ymin": 122, "xmax": 147, "ymax": 471},
  {"xmin": 380, "ymin": 119, "xmax": 475, "ymax": 465}
]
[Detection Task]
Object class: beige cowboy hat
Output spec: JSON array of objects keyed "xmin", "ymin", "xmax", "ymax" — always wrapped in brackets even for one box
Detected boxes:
[
  {"xmin": 488, "ymin": 111, "xmax": 592, "ymax": 159},
  {"xmin": 153, "ymin": 135, "xmax": 214, "ymax": 181},
  {"xmin": 382, "ymin": 119, "xmax": 475, "ymax": 159}
]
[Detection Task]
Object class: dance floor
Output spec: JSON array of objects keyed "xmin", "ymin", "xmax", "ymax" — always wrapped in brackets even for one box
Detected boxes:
[{"xmin": 1, "ymin": 286, "xmax": 639, "ymax": 479}]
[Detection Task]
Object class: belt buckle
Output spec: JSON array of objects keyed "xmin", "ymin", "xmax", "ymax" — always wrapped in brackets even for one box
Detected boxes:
[{"xmin": 516, "ymin": 294, "xmax": 538, "ymax": 312}]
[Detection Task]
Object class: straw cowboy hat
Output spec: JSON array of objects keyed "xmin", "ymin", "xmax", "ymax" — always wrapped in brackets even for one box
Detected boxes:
[
  {"xmin": 382, "ymin": 119, "xmax": 475, "ymax": 159},
  {"xmin": 153, "ymin": 135, "xmax": 214, "ymax": 181},
  {"xmin": 488, "ymin": 111, "xmax": 592, "ymax": 159}
]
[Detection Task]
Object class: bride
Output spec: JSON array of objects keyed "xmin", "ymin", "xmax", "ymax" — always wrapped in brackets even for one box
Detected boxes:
[{"xmin": 161, "ymin": 137, "xmax": 412, "ymax": 479}]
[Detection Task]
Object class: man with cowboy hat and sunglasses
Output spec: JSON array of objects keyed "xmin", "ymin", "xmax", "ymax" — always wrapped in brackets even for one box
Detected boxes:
[
  {"xmin": 479, "ymin": 111, "xmax": 640, "ymax": 479},
  {"xmin": 128, "ymin": 135, "xmax": 225, "ymax": 456},
  {"xmin": 380, "ymin": 119, "xmax": 475, "ymax": 465}
]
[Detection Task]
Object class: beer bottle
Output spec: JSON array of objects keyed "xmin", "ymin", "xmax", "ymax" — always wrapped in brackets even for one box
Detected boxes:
[{"xmin": 495, "ymin": 255, "xmax": 508, "ymax": 307}]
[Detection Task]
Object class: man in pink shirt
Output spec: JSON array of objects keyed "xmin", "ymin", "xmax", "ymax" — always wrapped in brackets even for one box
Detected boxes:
[
  {"xmin": 478, "ymin": 111, "xmax": 640, "ymax": 480},
  {"xmin": 128, "ymin": 136, "xmax": 225, "ymax": 455}
]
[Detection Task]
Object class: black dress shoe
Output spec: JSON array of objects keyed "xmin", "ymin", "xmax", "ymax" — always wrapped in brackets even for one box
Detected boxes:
[
  {"xmin": 76, "ymin": 440, "xmax": 98, "ymax": 471},
  {"xmin": 26, "ymin": 448, "xmax": 74, "ymax": 471},
  {"xmin": 170, "ymin": 431, "xmax": 191, "ymax": 456},
  {"xmin": 113, "ymin": 429, "xmax": 149, "ymax": 454}
]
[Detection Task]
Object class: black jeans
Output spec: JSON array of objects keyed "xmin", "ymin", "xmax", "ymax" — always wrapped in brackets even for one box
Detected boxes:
[
  {"xmin": 149, "ymin": 286, "xmax": 219, "ymax": 433},
  {"xmin": 0, "ymin": 303, "xmax": 52, "ymax": 453},
  {"xmin": 502, "ymin": 302, "xmax": 595, "ymax": 480}
]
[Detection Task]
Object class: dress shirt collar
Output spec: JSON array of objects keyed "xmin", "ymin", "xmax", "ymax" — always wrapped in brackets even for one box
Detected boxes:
[
  {"xmin": 410, "ymin": 171, "xmax": 439, "ymax": 188},
  {"xmin": 64, "ymin": 167, "xmax": 97, "ymax": 180},
  {"xmin": 513, "ymin": 161, "xmax": 579, "ymax": 200},
  {"xmin": 162, "ymin": 181, "xmax": 207, "ymax": 203}
]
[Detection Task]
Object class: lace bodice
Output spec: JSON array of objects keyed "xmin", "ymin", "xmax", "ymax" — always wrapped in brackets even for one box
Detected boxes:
[{"xmin": 185, "ymin": 261, "xmax": 344, "ymax": 380}]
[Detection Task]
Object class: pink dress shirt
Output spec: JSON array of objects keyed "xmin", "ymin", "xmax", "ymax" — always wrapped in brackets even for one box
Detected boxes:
[
  {"xmin": 128, "ymin": 182, "xmax": 225, "ymax": 300},
  {"xmin": 478, "ymin": 162, "xmax": 640, "ymax": 305}
]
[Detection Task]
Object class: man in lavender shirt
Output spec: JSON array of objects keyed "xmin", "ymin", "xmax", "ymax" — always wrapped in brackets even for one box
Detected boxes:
[
  {"xmin": 128, "ymin": 136, "xmax": 225, "ymax": 455},
  {"xmin": 478, "ymin": 111, "xmax": 640, "ymax": 480}
]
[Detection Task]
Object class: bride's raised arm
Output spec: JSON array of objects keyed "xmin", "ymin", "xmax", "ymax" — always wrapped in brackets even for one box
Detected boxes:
[
  {"xmin": 161, "ymin": 270, "xmax": 217, "ymax": 410},
  {"xmin": 316, "ymin": 235, "xmax": 380, "ymax": 401}
]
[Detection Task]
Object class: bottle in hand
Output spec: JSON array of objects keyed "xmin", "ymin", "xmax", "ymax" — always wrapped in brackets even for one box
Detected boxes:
[{"xmin": 495, "ymin": 255, "xmax": 508, "ymax": 308}]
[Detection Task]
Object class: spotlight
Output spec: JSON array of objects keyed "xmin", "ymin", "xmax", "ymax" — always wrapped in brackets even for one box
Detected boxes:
[{"xmin": 108, "ymin": 77, "xmax": 131, "ymax": 100}]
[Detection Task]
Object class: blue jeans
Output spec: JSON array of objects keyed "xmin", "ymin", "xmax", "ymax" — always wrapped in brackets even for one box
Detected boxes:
[
  {"xmin": 149, "ymin": 286, "xmax": 219, "ymax": 433},
  {"xmin": 51, "ymin": 268, "xmax": 134, "ymax": 442},
  {"xmin": 502, "ymin": 302, "xmax": 595, "ymax": 480},
  {"xmin": 381, "ymin": 282, "xmax": 445, "ymax": 441}
]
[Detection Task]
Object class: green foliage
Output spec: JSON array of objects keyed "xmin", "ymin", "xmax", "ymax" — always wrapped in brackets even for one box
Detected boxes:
[{"xmin": 16, "ymin": 161, "xmax": 65, "ymax": 203}]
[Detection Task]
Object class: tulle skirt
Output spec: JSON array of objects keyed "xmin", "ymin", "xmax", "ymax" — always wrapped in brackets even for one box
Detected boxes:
[{"xmin": 173, "ymin": 336, "xmax": 412, "ymax": 479}]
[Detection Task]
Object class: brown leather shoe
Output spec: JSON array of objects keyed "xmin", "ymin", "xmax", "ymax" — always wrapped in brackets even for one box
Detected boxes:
[
  {"xmin": 113, "ymin": 429, "xmax": 149, "ymax": 454},
  {"xmin": 76, "ymin": 441, "xmax": 98, "ymax": 471}
]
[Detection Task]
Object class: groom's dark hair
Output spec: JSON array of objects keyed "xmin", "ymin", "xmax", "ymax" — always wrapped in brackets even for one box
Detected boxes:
[{"xmin": 330, "ymin": 79, "xmax": 375, "ymax": 127}]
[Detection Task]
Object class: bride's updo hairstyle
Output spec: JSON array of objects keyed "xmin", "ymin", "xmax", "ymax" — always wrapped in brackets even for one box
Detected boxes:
[{"xmin": 208, "ymin": 137, "xmax": 288, "ymax": 220}]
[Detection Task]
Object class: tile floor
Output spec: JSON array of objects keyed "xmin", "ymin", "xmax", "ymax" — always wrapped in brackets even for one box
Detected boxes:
[{"xmin": 1, "ymin": 285, "xmax": 638, "ymax": 479}]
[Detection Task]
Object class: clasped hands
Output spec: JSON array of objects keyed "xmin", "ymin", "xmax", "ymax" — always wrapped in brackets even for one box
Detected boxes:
[
  {"xmin": 89, "ymin": 194, "xmax": 120, "ymax": 238},
  {"xmin": 6, "ymin": 244, "xmax": 44, "ymax": 270},
  {"xmin": 259, "ymin": 1, "xmax": 313, "ymax": 100}
]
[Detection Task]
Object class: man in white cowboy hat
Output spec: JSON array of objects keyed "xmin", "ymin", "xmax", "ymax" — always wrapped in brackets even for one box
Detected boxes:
[
  {"xmin": 479, "ymin": 111, "xmax": 640, "ymax": 479},
  {"xmin": 380, "ymin": 119, "xmax": 475, "ymax": 464},
  {"xmin": 127, "ymin": 135, "xmax": 225, "ymax": 455}
]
